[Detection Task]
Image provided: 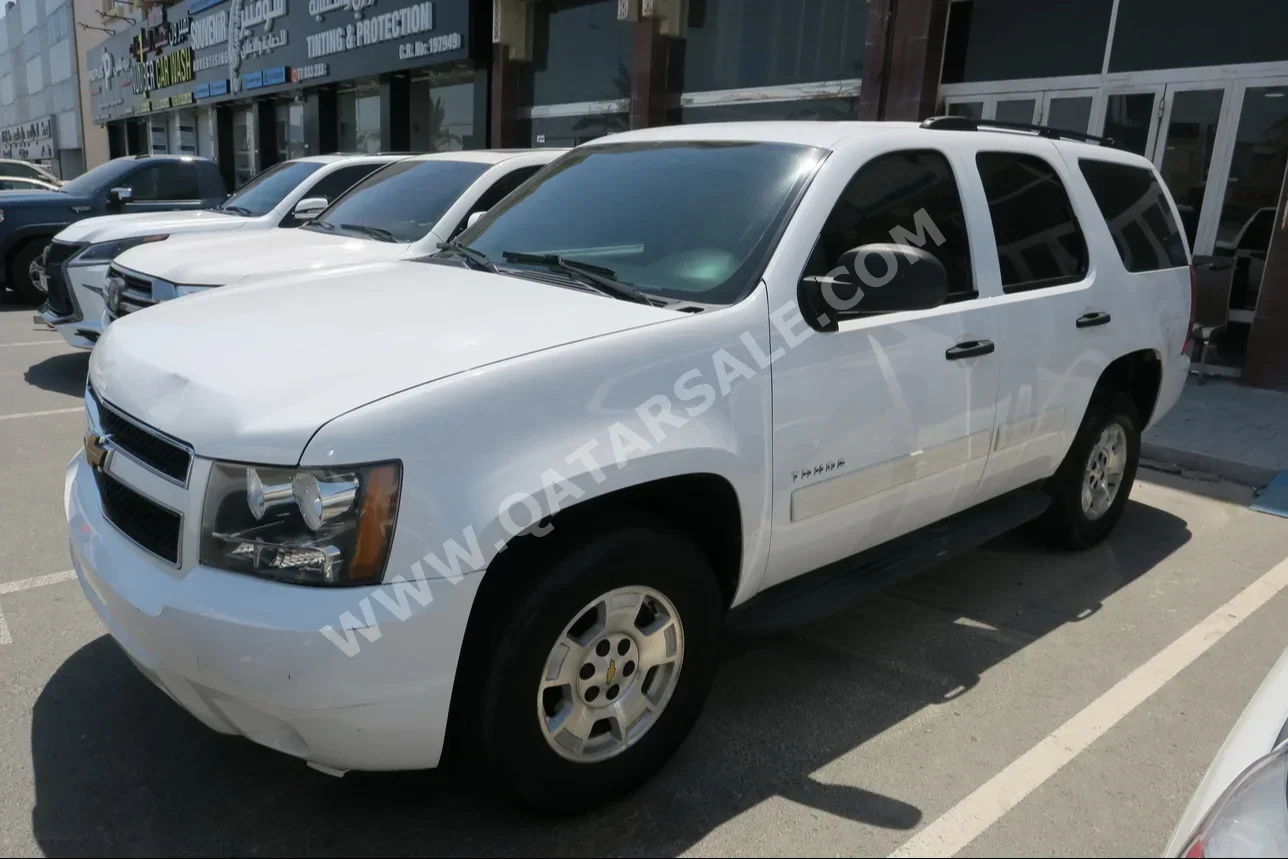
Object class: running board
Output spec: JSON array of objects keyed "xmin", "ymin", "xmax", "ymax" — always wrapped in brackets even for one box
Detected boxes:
[{"xmin": 727, "ymin": 488, "xmax": 1051, "ymax": 637}]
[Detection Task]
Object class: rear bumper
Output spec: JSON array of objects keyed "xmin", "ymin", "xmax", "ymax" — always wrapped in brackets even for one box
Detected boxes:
[
  {"xmin": 1148, "ymin": 351, "xmax": 1190, "ymax": 430},
  {"xmin": 66, "ymin": 451, "xmax": 479, "ymax": 772}
]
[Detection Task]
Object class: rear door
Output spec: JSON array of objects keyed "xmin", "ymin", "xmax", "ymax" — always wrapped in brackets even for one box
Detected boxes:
[
  {"xmin": 963, "ymin": 138, "xmax": 1108, "ymax": 500},
  {"xmin": 119, "ymin": 161, "xmax": 205, "ymax": 212},
  {"xmin": 760, "ymin": 144, "xmax": 1002, "ymax": 590}
]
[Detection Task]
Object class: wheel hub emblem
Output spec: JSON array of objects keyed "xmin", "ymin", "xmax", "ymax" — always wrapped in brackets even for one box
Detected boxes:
[{"xmin": 605, "ymin": 659, "xmax": 617, "ymax": 685}]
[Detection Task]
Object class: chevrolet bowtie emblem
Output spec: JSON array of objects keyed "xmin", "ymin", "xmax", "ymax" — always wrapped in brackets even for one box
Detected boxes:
[
  {"xmin": 84, "ymin": 432, "xmax": 110, "ymax": 470},
  {"xmin": 605, "ymin": 658, "xmax": 617, "ymax": 685}
]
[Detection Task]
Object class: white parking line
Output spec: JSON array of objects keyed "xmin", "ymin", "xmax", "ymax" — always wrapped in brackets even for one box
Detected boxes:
[
  {"xmin": 0, "ymin": 569, "xmax": 76, "ymax": 596},
  {"xmin": 0, "ymin": 407, "xmax": 82, "ymax": 422},
  {"xmin": 0, "ymin": 571, "xmax": 77, "ymax": 646},
  {"xmin": 888, "ymin": 552, "xmax": 1288, "ymax": 859},
  {"xmin": 0, "ymin": 340, "xmax": 63, "ymax": 347}
]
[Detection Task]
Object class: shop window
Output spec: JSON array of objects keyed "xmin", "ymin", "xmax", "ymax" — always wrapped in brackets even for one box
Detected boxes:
[
  {"xmin": 975, "ymin": 152, "xmax": 1088, "ymax": 291},
  {"xmin": 1103, "ymin": 94, "xmax": 1155, "ymax": 158},
  {"xmin": 522, "ymin": 112, "xmax": 628, "ymax": 148},
  {"xmin": 673, "ymin": 0, "xmax": 865, "ymax": 94},
  {"xmin": 518, "ymin": 0, "xmax": 632, "ymax": 107},
  {"xmin": 233, "ymin": 106, "xmax": 256, "ymax": 188},
  {"xmin": 941, "ymin": 0, "xmax": 1112, "ymax": 84},
  {"xmin": 673, "ymin": 96, "xmax": 856, "ymax": 124},
  {"xmin": 1109, "ymin": 0, "xmax": 1288, "ymax": 73},
  {"xmin": 410, "ymin": 72, "xmax": 475, "ymax": 152},
  {"xmin": 276, "ymin": 102, "xmax": 305, "ymax": 161},
  {"xmin": 338, "ymin": 81, "xmax": 380, "ymax": 154}
]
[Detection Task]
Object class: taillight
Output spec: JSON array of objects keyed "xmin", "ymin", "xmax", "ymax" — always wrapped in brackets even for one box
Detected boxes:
[{"xmin": 1184, "ymin": 265, "xmax": 1198, "ymax": 357}]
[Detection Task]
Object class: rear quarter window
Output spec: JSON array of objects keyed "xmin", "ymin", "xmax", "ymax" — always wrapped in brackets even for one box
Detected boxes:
[{"xmin": 1077, "ymin": 159, "xmax": 1189, "ymax": 271}]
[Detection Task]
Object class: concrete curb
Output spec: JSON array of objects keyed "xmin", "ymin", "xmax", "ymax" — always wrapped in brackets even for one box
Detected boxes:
[{"xmin": 1141, "ymin": 439, "xmax": 1277, "ymax": 488}]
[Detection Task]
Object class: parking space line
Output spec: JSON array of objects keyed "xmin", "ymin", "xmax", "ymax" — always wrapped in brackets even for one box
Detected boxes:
[
  {"xmin": 0, "ymin": 407, "xmax": 82, "ymax": 422},
  {"xmin": 0, "ymin": 340, "xmax": 63, "ymax": 348},
  {"xmin": 0, "ymin": 604, "xmax": 10, "ymax": 645},
  {"xmin": 0, "ymin": 570, "xmax": 76, "ymax": 596},
  {"xmin": 888, "ymin": 552, "xmax": 1288, "ymax": 859}
]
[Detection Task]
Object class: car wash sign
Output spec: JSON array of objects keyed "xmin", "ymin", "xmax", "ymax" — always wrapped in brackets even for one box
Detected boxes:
[{"xmin": 0, "ymin": 117, "xmax": 54, "ymax": 160}]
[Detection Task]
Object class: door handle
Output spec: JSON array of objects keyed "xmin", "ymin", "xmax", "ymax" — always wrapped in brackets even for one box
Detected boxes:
[
  {"xmin": 1076, "ymin": 311, "xmax": 1111, "ymax": 328},
  {"xmin": 945, "ymin": 339, "xmax": 995, "ymax": 360}
]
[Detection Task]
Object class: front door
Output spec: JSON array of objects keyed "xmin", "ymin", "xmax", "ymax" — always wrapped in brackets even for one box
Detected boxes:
[
  {"xmin": 760, "ymin": 145, "xmax": 1001, "ymax": 590},
  {"xmin": 117, "ymin": 161, "xmax": 206, "ymax": 213}
]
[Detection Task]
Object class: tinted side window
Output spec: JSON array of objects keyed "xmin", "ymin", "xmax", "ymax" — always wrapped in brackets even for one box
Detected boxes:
[
  {"xmin": 0, "ymin": 163, "xmax": 40, "ymax": 179},
  {"xmin": 306, "ymin": 164, "xmax": 385, "ymax": 205},
  {"xmin": 451, "ymin": 165, "xmax": 542, "ymax": 238},
  {"xmin": 804, "ymin": 150, "xmax": 975, "ymax": 300},
  {"xmin": 976, "ymin": 152, "xmax": 1089, "ymax": 290},
  {"xmin": 1078, "ymin": 159, "xmax": 1188, "ymax": 271},
  {"xmin": 127, "ymin": 162, "xmax": 200, "ymax": 200}
]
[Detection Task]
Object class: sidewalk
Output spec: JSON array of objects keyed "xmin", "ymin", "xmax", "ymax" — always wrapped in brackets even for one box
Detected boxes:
[{"xmin": 1143, "ymin": 377, "xmax": 1288, "ymax": 486}]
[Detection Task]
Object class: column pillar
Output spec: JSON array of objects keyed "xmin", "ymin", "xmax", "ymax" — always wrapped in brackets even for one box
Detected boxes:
[
  {"xmin": 490, "ymin": 47, "xmax": 520, "ymax": 147},
  {"xmin": 630, "ymin": 16, "xmax": 670, "ymax": 129},
  {"xmin": 214, "ymin": 105, "xmax": 235, "ymax": 190},
  {"xmin": 857, "ymin": 0, "xmax": 950, "ymax": 122},
  {"xmin": 380, "ymin": 72, "xmax": 411, "ymax": 151},
  {"xmin": 305, "ymin": 87, "xmax": 338, "ymax": 155},
  {"xmin": 255, "ymin": 99, "xmax": 278, "ymax": 168}
]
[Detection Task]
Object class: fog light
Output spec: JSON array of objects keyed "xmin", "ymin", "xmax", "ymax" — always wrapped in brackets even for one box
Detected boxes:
[{"xmin": 292, "ymin": 472, "xmax": 358, "ymax": 531}]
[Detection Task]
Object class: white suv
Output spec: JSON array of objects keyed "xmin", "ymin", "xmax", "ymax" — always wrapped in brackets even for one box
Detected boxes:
[
  {"xmin": 40, "ymin": 154, "xmax": 401, "ymax": 349},
  {"xmin": 68, "ymin": 120, "xmax": 1192, "ymax": 813},
  {"xmin": 100, "ymin": 149, "xmax": 563, "ymax": 322}
]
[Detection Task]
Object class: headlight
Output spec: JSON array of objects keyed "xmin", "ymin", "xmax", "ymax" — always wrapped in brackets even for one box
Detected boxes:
[
  {"xmin": 68, "ymin": 234, "xmax": 168, "ymax": 266},
  {"xmin": 1179, "ymin": 743, "xmax": 1288, "ymax": 857},
  {"xmin": 200, "ymin": 461, "xmax": 401, "ymax": 586}
]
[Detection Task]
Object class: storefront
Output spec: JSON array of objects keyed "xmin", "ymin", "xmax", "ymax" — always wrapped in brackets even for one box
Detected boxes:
[
  {"xmin": 86, "ymin": 0, "xmax": 481, "ymax": 190},
  {"xmin": 936, "ymin": 0, "xmax": 1288, "ymax": 386}
]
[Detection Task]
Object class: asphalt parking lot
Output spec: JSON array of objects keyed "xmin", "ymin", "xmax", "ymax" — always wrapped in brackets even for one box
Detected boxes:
[{"xmin": 3, "ymin": 303, "xmax": 1288, "ymax": 858}]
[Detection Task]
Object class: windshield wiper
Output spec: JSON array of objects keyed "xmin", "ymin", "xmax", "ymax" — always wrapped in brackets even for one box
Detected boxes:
[
  {"xmin": 338, "ymin": 223, "xmax": 398, "ymax": 242},
  {"xmin": 437, "ymin": 239, "xmax": 498, "ymax": 272},
  {"xmin": 215, "ymin": 204, "xmax": 254, "ymax": 216},
  {"xmin": 501, "ymin": 251, "xmax": 654, "ymax": 305}
]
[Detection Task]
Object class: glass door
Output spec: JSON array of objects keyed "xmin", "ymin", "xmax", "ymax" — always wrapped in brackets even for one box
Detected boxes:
[
  {"xmin": 942, "ymin": 94, "xmax": 1038, "ymax": 124},
  {"xmin": 1209, "ymin": 79, "xmax": 1288, "ymax": 323},
  {"xmin": 1040, "ymin": 90, "xmax": 1097, "ymax": 136}
]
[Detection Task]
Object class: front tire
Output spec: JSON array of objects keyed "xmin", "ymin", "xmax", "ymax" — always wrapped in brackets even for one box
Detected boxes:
[
  {"xmin": 1038, "ymin": 392, "xmax": 1141, "ymax": 549},
  {"xmin": 8, "ymin": 240, "xmax": 47, "ymax": 304},
  {"xmin": 470, "ymin": 521, "xmax": 723, "ymax": 814}
]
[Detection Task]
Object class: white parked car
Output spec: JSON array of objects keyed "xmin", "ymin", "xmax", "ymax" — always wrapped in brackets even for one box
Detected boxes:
[
  {"xmin": 38, "ymin": 154, "xmax": 401, "ymax": 349},
  {"xmin": 68, "ymin": 120, "xmax": 1193, "ymax": 813},
  {"xmin": 100, "ymin": 149, "xmax": 563, "ymax": 322},
  {"xmin": 1165, "ymin": 645, "xmax": 1288, "ymax": 857}
]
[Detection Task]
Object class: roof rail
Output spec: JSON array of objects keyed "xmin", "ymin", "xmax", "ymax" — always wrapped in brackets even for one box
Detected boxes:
[{"xmin": 920, "ymin": 115, "xmax": 1116, "ymax": 147}]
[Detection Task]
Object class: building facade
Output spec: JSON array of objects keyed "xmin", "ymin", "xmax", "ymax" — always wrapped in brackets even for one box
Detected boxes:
[
  {"xmin": 0, "ymin": 0, "xmax": 112, "ymax": 177},
  {"xmin": 82, "ymin": 0, "xmax": 1288, "ymax": 388}
]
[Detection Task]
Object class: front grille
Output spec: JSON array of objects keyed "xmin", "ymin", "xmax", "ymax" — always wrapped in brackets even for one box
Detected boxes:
[
  {"xmin": 90, "ymin": 388, "xmax": 192, "ymax": 483},
  {"xmin": 95, "ymin": 469, "xmax": 181, "ymax": 564},
  {"xmin": 108, "ymin": 267, "xmax": 156, "ymax": 320},
  {"xmin": 42, "ymin": 241, "xmax": 84, "ymax": 318}
]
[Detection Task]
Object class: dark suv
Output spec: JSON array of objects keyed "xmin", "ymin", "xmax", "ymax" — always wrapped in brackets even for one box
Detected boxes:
[{"xmin": 2, "ymin": 155, "xmax": 226, "ymax": 303}]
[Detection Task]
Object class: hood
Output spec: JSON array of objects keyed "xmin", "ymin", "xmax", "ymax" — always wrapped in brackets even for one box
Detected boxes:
[
  {"xmin": 89, "ymin": 260, "xmax": 679, "ymax": 463},
  {"xmin": 0, "ymin": 190, "xmax": 83, "ymax": 209},
  {"xmin": 113, "ymin": 227, "xmax": 407, "ymax": 286},
  {"xmin": 57, "ymin": 210, "xmax": 251, "ymax": 244}
]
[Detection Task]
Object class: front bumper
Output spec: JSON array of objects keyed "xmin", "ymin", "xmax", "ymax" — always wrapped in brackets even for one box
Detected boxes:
[
  {"xmin": 41, "ymin": 263, "xmax": 109, "ymax": 350},
  {"xmin": 66, "ymin": 450, "xmax": 478, "ymax": 772}
]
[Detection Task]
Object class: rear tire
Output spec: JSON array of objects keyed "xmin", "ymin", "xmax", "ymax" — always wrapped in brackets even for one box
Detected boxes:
[
  {"xmin": 469, "ymin": 520, "xmax": 723, "ymax": 814},
  {"xmin": 1038, "ymin": 392, "xmax": 1141, "ymax": 549},
  {"xmin": 8, "ymin": 240, "xmax": 46, "ymax": 304}
]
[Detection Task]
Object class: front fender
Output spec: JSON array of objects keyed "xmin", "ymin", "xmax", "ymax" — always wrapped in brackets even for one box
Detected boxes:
[{"xmin": 301, "ymin": 285, "xmax": 778, "ymax": 607}]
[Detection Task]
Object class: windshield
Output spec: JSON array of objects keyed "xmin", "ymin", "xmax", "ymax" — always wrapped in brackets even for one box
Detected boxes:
[
  {"xmin": 57, "ymin": 158, "xmax": 135, "ymax": 196},
  {"xmin": 456, "ymin": 141, "xmax": 824, "ymax": 305},
  {"xmin": 218, "ymin": 160, "xmax": 323, "ymax": 216},
  {"xmin": 307, "ymin": 159, "xmax": 489, "ymax": 243}
]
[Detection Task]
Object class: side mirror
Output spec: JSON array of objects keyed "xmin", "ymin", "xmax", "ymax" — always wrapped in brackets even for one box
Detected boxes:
[
  {"xmin": 466, "ymin": 210, "xmax": 487, "ymax": 230},
  {"xmin": 107, "ymin": 186, "xmax": 134, "ymax": 207},
  {"xmin": 292, "ymin": 196, "xmax": 328, "ymax": 221},
  {"xmin": 799, "ymin": 243, "xmax": 949, "ymax": 332}
]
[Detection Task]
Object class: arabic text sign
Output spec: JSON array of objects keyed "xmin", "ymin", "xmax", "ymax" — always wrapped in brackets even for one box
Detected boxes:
[{"xmin": 0, "ymin": 117, "xmax": 54, "ymax": 160}]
